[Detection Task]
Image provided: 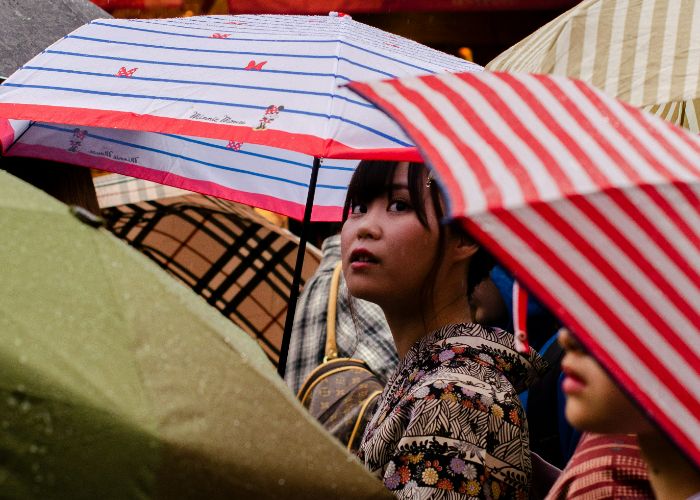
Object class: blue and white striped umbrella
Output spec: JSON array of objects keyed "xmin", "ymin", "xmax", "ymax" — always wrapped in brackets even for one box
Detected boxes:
[
  {"xmin": 1, "ymin": 118, "xmax": 359, "ymax": 220},
  {"xmin": 0, "ymin": 13, "xmax": 480, "ymax": 220}
]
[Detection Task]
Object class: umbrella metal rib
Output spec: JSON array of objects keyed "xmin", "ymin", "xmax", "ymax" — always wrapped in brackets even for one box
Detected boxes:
[{"xmin": 278, "ymin": 156, "xmax": 321, "ymax": 377}]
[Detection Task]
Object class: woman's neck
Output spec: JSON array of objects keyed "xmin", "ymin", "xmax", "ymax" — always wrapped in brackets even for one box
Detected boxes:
[
  {"xmin": 637, "ymin": 429, "xmax": 700, "ymax": 500},
  {"xmin": 383, "ymin": 289, "xmax": 473, "ymax": 359}
]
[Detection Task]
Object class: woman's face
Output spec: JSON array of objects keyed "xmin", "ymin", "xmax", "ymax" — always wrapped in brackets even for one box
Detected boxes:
[
  {"xmin": 341, "ymin": 163, "xmax": 440, "ymax": 309},
  {"xmin": 559, "ymin": 328, "xmax": 653, "ymax": 435}
]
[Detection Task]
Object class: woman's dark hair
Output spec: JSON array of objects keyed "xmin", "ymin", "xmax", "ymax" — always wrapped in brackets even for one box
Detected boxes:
[
  {"xmin": 343, "ymin": 160, "xmax": 494, "ymax": 315},
  {"xmin": 343, "ymin": 160, "xmax": 430, "ymax": 226}
]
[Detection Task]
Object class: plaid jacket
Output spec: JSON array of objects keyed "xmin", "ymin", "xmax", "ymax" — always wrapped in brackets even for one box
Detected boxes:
[
  {"xmin": 544, "ymin": 433, "xmax": 653, "ymax": 499},
  {"xmin": 284, "ymin": 235, "xmax": 399, "ymax": 395}
]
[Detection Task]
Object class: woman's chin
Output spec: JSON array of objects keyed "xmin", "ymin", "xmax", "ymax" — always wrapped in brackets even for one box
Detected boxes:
[
  {"xmin": 345, "ymin": 283, "xmax": 385, "ymax": 308},
  {"xmin": 565, "ymin": 399, "xmax": 598, "ymax": 432},
  {"xmin": 350, "ymin": 290, "xmax": 383, "ymax": 307},
  {"xmin": 565, "ymin": 401, "xmax": 626, "ymax": 434}
]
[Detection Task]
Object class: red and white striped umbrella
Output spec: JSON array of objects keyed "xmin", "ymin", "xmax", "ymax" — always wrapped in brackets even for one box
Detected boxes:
[{"xmin": 348, "ymin": 71, "xmax": 700, "ymax": 467}]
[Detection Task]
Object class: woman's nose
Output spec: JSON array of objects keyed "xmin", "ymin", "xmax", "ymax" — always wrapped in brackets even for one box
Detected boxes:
[
  {"xmin": 356, "ymin": 207, "xmax": 381, "ymax": 240},
  {"xmin": 558, "ymin": 327, "xmax": 584, "ymax": 353}
]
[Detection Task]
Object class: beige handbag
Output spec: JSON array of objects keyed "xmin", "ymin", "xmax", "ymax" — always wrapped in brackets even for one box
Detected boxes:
[{"xmin": 297, "ymin": 262, "xmax": 384, "ymax": 453}]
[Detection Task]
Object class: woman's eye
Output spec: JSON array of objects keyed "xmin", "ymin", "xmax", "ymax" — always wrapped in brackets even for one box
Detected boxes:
[
  {"xmin": 351, "ymin": 203, "xmax": 367, "ymax": 214},
  {"xmin": 388, "ymin": 200, "xmax": 410, "ymax": 212}
]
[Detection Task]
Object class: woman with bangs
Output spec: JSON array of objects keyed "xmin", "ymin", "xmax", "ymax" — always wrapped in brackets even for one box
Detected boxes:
[{"xmin": 341, "ymin": 160, "xmax": 545, "ymax": 499}]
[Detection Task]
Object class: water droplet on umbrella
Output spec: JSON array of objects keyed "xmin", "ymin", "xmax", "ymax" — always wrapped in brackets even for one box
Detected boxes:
[
  {"xmin": 40, "ymin": 412, "xmax": 53, "ymax": 435},
  {"xmin": 277, "ymin": 478, "xmax": 285, "ymax": 486},
  {"xmin": 195, "ymin": 380, "xmax": 206, "ymax": 396},
  {"xmin": 29, "ymin": 444, "xmax": 39, "ymax": 454},
  {"xmin": 20, "ymin": 400, "xmax": 31, "ymax": 412},
  {"xmin": 6, "ymin": 396, "xmax": 17, "ymax": 407}
]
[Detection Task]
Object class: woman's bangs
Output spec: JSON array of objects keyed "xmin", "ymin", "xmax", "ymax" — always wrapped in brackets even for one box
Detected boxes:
[{"xmin": 343, "ymin": 161, "xmax": 399, "ymax": 217}]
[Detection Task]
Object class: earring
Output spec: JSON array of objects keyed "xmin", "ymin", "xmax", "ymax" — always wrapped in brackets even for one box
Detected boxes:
[{"xmin": 426, "ymin": 172, "xmax": 434, "ymax": 188}]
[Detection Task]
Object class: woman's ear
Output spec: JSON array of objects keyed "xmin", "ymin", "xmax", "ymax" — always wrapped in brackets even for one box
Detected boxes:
[{"xmin": 449, "ymin": 227, "xmax": 479, "ymax": 263}]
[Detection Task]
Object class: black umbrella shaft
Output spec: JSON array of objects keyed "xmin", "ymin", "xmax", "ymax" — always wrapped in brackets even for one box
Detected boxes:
[{"xmin": 277, "ymin": 156, "xmax": 321, "ymax": 378}]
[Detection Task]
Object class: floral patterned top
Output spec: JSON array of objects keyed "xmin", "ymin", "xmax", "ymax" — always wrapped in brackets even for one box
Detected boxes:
[{"xmin": 358, "ymin": 323, "xmax": 546, "ymax": 499}]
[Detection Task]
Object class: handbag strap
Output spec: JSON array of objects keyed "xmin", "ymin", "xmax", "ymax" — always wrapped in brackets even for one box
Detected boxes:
[{"xmin": 323, "ymin": 261, "xmax": 343, "ymax": 362}]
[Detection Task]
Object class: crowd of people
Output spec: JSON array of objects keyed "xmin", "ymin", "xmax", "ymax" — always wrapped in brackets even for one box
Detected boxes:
[{"xmin": 286, "ymin": 160, "xmax": 700, "ymax": 499}]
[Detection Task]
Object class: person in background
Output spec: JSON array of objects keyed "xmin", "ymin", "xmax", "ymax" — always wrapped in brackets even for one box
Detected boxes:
[
  {"xmin": 470, "ymin": 266, "xmax": 580, "ymax": 470},
  {"xmin": 342, "ymin": 160, "xmax": 545, "ymax": 498},
  {"xmin": 284, "ymin": 233, "xmax": 398, "ymax": 395},
  {"xmin": 547, "ymin": 328, "xmax": 700, "ymax": 500},
  {"xmin": 545, "ymin": 432, "xmax": 653, "ymax": 499}
]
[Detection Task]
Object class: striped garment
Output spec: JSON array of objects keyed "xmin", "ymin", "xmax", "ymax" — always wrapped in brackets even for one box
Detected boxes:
[
  {"xmin": 545, "ymin": 433, "xmax": 653, "ymax": 499},
  {"xmin": 284, "ymin": 234, "xmax": 398, "ymax": 395}
]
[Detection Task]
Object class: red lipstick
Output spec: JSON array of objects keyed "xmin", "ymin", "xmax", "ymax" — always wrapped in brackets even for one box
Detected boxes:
[
  {"xmin": 561, "ymin": 365, "xmax": 586, "ymax": 395},
  {"xmin": 349, "ymin": 248, "xmax": 378, "ymax": 270}
]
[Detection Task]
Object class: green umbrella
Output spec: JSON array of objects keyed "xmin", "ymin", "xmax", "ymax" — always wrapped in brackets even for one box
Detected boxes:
[{"xmin": 0, "ymin": 171, "xmax": 388, "ymax": 499}]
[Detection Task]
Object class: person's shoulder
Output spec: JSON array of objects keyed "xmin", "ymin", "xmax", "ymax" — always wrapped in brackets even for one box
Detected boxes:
[
  {"xmin": 406, "ymin": 368, "xmax": 492, "ymax": 410},
  {"xmin": 411, "ymin": 363, "xmax": 526, "ymax": 420}
]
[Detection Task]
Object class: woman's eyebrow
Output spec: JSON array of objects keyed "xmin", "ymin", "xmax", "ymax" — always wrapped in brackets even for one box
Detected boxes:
[{"xmin": 387, "ymin": 183, "xmax": 409, "ymax": 190}]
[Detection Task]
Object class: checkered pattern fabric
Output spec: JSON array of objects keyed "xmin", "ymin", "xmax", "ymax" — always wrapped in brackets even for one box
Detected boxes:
[
  {"xmin": 545, "ymin": 433, "xmax": 653, "ymax": 499},
  {"xmin": 94, "ymin": 173, "xmax": 190, "ymax": 208},
  {"xmin": 285, "ymin": 235, "xmax": 398, "ymax": 395}
]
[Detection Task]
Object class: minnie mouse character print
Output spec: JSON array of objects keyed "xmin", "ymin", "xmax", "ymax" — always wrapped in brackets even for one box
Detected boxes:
[{"xmin": 254, "ymin": 105, "xmax": 285, "ymax": 130}]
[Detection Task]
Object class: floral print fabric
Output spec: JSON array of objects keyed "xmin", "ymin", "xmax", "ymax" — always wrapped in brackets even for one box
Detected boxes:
[{"xmin": 358, "ymin": 323, "xmax": 546, "ymax": 499}]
